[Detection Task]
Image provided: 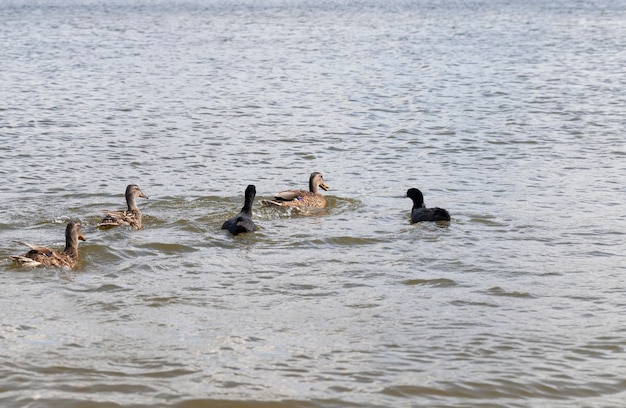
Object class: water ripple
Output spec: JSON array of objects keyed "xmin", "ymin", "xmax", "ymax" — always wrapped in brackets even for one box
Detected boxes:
[{"xmin": 1, "ymin": 1, "xmax": 625, "ymax": 407}]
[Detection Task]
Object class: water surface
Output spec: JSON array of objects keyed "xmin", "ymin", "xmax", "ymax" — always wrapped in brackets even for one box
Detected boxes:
[{"xmin": 1, "ymin": 0, "xmax": 625, "ymax": 407}]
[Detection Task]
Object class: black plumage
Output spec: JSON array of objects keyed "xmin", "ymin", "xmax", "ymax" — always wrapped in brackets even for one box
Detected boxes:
[
  {"xmin": 222, "ymin": 185, "xmax": 257, "ymax": 235},
  {"xmin": 406, "ymin": 188, "xmax": 451, "ymax": 223}
]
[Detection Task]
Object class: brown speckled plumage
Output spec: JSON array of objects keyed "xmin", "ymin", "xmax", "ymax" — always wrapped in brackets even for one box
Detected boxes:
[
  {"xmin": 262, "ymin": 172, "xmax": 329, "ymax": 209},
  {"xmin": 11, "ymin": 221, "xmax": 86, "ymax": 268},
  {"xmin": 98, "ymin": 184, "xmax": 148, "ymax": 229}
]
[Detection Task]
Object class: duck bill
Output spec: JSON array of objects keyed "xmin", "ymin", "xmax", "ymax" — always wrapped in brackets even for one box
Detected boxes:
[
  {"xmin": 78, "ymin": 234, "xmax": 87, "ymax": 241},
  {"xmin": 320, "ymin": 183, "xmax": 329, "ymax": 191},
  {"xmin": 140, "ymin": 193, "xmax": 149, "ymax": 199}
]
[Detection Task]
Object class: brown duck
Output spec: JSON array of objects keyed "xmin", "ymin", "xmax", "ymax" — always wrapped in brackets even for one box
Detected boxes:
[
  {"xmin": 11, "ymin": 221, "xmax": 86, "ymax": 268},
  {"xmin": 262, "ymin": 172, "xmax": 329, "ymax": 209},
  {"xmin": 98, "ymin": 184, "xmax": 148, "ymax": 229}
]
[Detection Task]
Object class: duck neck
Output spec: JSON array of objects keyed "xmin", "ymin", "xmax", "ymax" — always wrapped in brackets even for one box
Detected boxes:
[
  {"xmin": 127, "ymin": 195, "xmax": 140, "ymax": 212},
  {"xmin": 309, "ymin": 179, "xmax": 318, "ymax": 194},
  {"xmin": 64, "ymin": 235, "xmax": 79, "ymax": 257},
  {"xmin": 412, "ymin": 198, "xmax": 425, "ymax": 210},
  {"xmin": 241, "ymin": 195, "xmax": 254, "ymax": 216}
]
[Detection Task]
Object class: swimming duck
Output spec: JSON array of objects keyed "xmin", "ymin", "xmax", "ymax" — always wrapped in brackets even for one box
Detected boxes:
[
  {"xmin": 406, "ymin": 188, "xmax": 451, "ymax": 223},
  {"xmin": 98, "ymin": 184, "xmax": 148, "ymax": 229},
  {"xmin": 222, "ymin": 185, "xmax": 257, "ymax": 235},
  {"xmin": 10, "ymin": 221, "xmax": 86, "ymax": 268},
  {"xmin": 262, "ymin": 172, "xmax": 329, "ymax": 208}
]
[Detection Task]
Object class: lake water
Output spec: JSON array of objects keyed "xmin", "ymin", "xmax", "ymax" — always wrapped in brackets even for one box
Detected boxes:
[{"xmin": 1, "ymin": 0, "xmax": 625, "ymax": 407}]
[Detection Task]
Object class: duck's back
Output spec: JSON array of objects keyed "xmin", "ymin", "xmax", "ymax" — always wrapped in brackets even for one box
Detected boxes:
[
  {"xmin": 99, "ymin": 209, "xmax": 142, "ymax": 229},
  {"xmin": 411, "ymin": 207, "xmax": 451, "ymax": 223},
  {"xmin": 271, "ymin": 190, "xmax": 326, "ymax": 208},
  {"xmin": 12, "ymin": 249, "xmax": 76, "ymax": 267},
  {"xmin": 222, "ymin": 215, "xmax": 256, "ymax": 235},
  {"xmin": 235, "ymin": 216, "xmax": 256, "ymax": 234}
]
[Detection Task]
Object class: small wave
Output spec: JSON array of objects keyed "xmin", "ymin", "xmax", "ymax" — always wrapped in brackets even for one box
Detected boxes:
[
  {"xmin": 64, "ymin": 284, "xmax": 129, "ymax": 293},
  {"xmin": 487, "ymin": 286, "xmax": 535, "ymax": 298},
  {"xmin": 403, "ymin": 278, "xmax": 457, "ymax": 288}
]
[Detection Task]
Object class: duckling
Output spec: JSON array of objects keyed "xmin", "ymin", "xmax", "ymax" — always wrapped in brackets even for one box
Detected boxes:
[
  {"xmin": 406, "ymin": 188, "xmax": 451, "ymax": 223},
  {"xmin": 98, "ymin": 184, "xmax": 148, "ymax": 229},
  {"xmin": 262, "ymin": 172, "xmax": 329, "ymax": 208},
  {"xmin": 11, "ymin": 221, "xmax": 86, "ymax": 268},
  {"xmin": 222, "ymin": 185, "xmax": 257, "ymax": 235}
]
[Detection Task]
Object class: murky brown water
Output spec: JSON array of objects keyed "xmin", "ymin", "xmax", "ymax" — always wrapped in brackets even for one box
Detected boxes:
[{"xmin": 1, "ymin": 0, "xmax": 625, "ymax": 406}]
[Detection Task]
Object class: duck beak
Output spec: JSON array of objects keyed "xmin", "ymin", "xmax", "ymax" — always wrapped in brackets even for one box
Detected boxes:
[
  {"xmin": 320, "ymin": 182, "xmax": 329, "ymax": 191},
  {"xmin": 139, "ymin": 192, "xmax": 149, "ymax": 199},
  {"xmin": 78, "ymin": 234, "xmax": 87, "ymax": 241}
]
